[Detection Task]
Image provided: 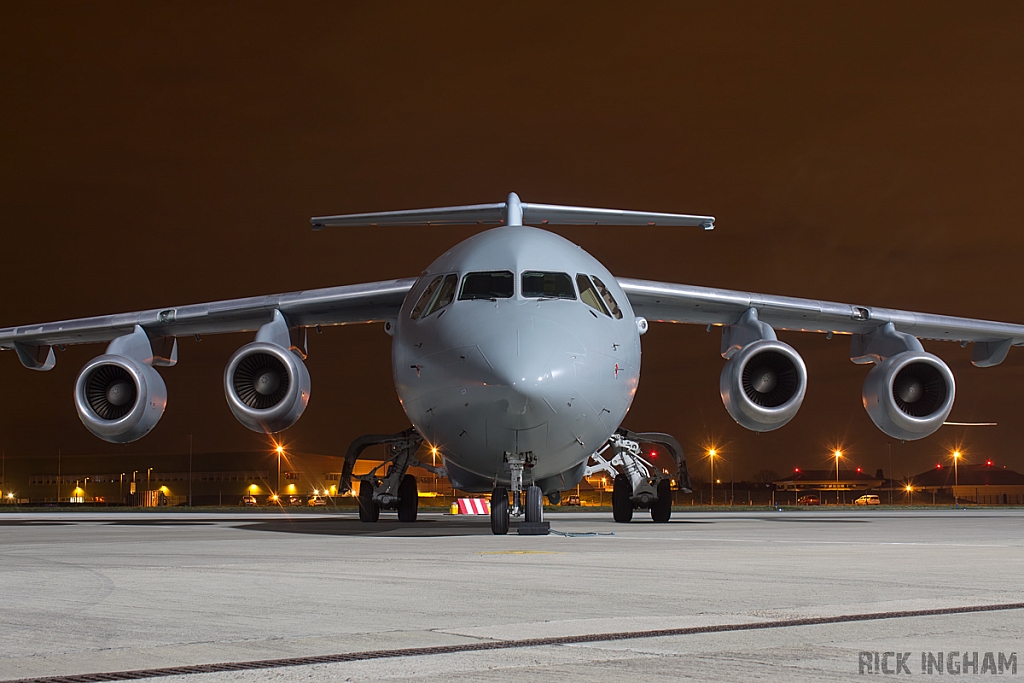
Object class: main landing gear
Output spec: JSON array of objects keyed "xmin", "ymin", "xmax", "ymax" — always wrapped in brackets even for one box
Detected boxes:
[
  {"xmin": 489, "ymin": 452, "xmax": 545, "ymax": 535},
  {"xmin": 587, "ymin": 429, "xmax": 691, "ymax": 524},
  {"xmin": 342, "ymin": 428, "xmax": 445, "ymax": 523}
]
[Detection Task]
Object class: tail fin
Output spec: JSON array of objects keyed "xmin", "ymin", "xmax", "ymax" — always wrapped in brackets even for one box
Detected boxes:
[{"xmin": 311, "ymin": 192, "xmax": 714, "ymax": 230}]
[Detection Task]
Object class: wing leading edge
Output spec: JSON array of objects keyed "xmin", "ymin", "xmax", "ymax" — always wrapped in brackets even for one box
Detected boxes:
[
  {"xmin": 619, "ymin": 278, "xmax": 1024, "ymax": 367},
  {"xmin": 0, "ymin": 278, "xmax": 416, "ymax": 369}
]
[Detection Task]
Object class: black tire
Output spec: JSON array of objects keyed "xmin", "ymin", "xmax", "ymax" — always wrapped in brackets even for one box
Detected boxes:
[
  {"xmin": 358, "ymin": 479, "xmax": 380, "ymax": 523},
  {"xmin": 525, "ymin": 485, "xmax": 544, "ymax": 523},
  {"xmin": 612, "ymin": 473, "xmax": 633, "ymax": 523},
  {"xmin": 651, "ymin": 478, "xmax": 672, "ymax": 523},
  {"xmin": 397, "ymin": 474, "xmax": 418, "ymax": 522},
  {"xmin": 490, "ymin": 486, "xmax": 510, "ymax": 535}
]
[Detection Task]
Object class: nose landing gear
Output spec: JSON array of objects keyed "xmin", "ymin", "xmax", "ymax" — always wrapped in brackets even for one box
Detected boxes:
[{"xmin": 490, "ymin": 453, "xmax": 547, "ymax": 535}]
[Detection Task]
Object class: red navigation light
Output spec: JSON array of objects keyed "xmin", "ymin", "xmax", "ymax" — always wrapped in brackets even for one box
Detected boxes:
[
  {"xmin": 986, "ymin": 460, "xmax": 993, "ymax": 466},
  {"xmin": 650, "ymin": 450, "xmax": 657, "ymax": 458},
  {"xmin": 936, "ymin": 464, "xmax": 942, "ymax": 469},
  {"xmin": 794, "ymin": 468, "xmax": 800, "ymax": 473},
  {"xmin": 856, "ymin": 467, "xmax": 862, "ymax": 473}
]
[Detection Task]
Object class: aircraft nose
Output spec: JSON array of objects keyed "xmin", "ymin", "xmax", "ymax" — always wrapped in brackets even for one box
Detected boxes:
[{"xmin": 472, "ymin": 320, "xmax": 578, "ymax": 416}]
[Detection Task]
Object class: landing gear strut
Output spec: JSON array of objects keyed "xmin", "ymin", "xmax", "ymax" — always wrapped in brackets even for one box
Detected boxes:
[
  {"xmin": 489, "ymin": 452, "xmax": 545, "ymax": 535},
  {"xmin": 587, "ymin": 429, "xmax": 691, "ymax": 524},
  {"xmin": 344, "ymin": 428, "xmax": 444, "ymax": 523}
]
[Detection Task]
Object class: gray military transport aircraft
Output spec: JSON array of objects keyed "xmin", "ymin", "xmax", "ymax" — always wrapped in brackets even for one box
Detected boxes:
[{"xmin": 4, "ymin": 193, "xmax": 1024, "ymax": 534}]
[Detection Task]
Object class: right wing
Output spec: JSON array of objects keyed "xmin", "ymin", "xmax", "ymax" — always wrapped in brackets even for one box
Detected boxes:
[{"xmin": 0, "ymin": 278, "xmax": 416, "ymax": 369}]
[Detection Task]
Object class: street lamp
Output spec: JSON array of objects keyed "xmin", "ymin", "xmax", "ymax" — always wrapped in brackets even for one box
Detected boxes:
[
  {"xmin": 147, "ymin": 467, "xmax": 153, "ymax": 507},
  {"xmin": 834, "ymin": 450, "xmax": 842, "ymax": 504},
  {"xmin": 953, "ymin": 450, "xmax": 961, "ymax": 508},
  {"xmin": 274, "ymin": 443, "xmax": 284, "ymax": 497},
  {"xmin": 708, "ymin": 448, "xmax": 717, "ymax": 506},
  {"xmin": 905, "ymin": 483, "xmax": 913, "ymax": 506}
]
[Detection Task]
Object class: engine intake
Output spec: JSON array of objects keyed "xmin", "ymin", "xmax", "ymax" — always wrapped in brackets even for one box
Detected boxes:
[
  {"xmin": 224, "ymin": 342, "xmax": 310, "ymax": 433},
  {"xmin": 74, "ymin": 355, "xmax": 167, "ymax": 443},
  {"xmin": 720, "ymin": 340, "xmax": 807, "ymax": 432},
  {"xmin": 862, "ymin": 351, "xmax": 954, "ymax": 440}
]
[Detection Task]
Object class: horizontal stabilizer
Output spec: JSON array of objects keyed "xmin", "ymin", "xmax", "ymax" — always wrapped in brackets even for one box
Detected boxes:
[{"xmin": 312, "ymin": 192, "xmax": 714, "ymax": 230}]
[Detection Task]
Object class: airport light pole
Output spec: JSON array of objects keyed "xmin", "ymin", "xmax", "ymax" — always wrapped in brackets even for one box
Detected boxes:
[
  {"xmin": 953, "ymin": 450, "xmax": 961, "ymax": 508},
  {"xmin": 708, "ymin": 448, "xmax": 717, "ymax": 506},
  {"xmin": 147, "ymin": 468, "xmax": 152, "ymax": 507},
  {"xmin": 275, "ymin": 444, "xmax": 284, "ymax": 497},
  {"xmin": 834, "ymin": 450, "xmax": 842, "ymax": 505}
]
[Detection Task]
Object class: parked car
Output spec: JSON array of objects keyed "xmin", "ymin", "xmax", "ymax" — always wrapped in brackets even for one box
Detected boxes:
[
  {"xmin": 308, "ymin": 495, "xmax": 327, "ymax": 507},
  {"xmin": 854, "ymin": 495, "xmax": 881, "ymax": 506},
  {"xmin": 797, "ymin": 495, "xmax": 820, "ymax": 505},
  {"xmin": 240, "ymin": 495, "xmax": 258, "ymax": 507},
  {"xmin": 563, "ymin": 494, "xmax": 581, "ymax": 506},
  {"xmin": 287, "ymin": 495, "xmax": 304, "ymax": 506}
]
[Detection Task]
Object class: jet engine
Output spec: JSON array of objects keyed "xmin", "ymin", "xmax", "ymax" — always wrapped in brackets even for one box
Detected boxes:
[
  {"xmin": 862, "ymin": 351, "xmax": 954, "ymax": 440},
  {"xmin": 720, "ymin": 340, "xmax": 807, "ymax": 432},
  {"xmin": 224, "ymin": 342, "xmax": 310, "ymax": 433},
  {"xmin": 74, "ymin": 355, "xmax": 167, "ymax": 443}
]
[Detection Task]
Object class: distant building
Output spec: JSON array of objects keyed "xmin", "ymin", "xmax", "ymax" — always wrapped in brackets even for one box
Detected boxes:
[
  {"xmin": 5, "ymin": 449, "xmax": 449, "ymax": 506},
  {"xmin": 907, "ymin": 462, "xmax": 1024, "ymax": 505},
  {"xmin": 774, "ymin": 469, "xmax": 884, "ymax": 504}
]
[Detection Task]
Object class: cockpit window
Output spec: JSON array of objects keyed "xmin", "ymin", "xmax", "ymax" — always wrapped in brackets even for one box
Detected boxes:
[
  {"xmin": 522, "ymin": 271, "xmax": 576, "ymax": 300},
  {"xmin": 410, "ymin": 276, "xmax": 442, "ymax": 319},
  {"xmin": 459, "ymin": 271, "xmax": 514, "ymax": 300},
  {"xmin": 576, "ymin": 274, "xmax": 610, "ymax": 317},
  {"xmin": 591, "ymin": 276, "xmax": 623, "ymax": 319},
  {"xmin": 423, "ymin": 274, "xmax": 458, "ymax": 317}
]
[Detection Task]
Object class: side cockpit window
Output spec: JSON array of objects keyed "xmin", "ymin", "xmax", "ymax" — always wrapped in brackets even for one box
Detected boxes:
[
  {"xmin": 591, "ymin": 276, "xmax": 623, "ymax": 319},
  {"xmin": 423, "ymin": 274, "xmax": 458, "ymax": 317},
  {"xmin": 459, "ymin": 271, "xmax": 514, "ymax": 300},
  {"xmin": 576, "ymin": 274, "xmax": 610, "ymax": 317},
  {"xmin": 522, "ymin": 271, "xmax": 576, "ymax": 300},
  {"xmin": 411, "ymin": 274, "xmax": 459, "ymax": 320},
  {"xmin": 410, "ymin": 276, "xmax": 442, "ymax": 320}
]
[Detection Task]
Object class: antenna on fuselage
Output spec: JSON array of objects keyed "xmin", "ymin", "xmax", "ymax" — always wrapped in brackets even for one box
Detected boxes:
[{"xmin": 310, "ymin": 192, "xmax": 714, "ymax": 230}]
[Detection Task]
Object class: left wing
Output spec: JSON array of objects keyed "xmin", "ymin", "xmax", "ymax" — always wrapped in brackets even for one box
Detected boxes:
[
  {"xmin": 619, "ymin": 277, "xmax": 1024, "ymax": 367},
  {"xmin": 0, "ymin": 278, "xmax": 416, "ymax": 369}
]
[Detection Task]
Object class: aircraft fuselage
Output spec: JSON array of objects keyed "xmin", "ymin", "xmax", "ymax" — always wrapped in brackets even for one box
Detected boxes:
[{"xmin": 392, "ymin": 227, "xmax": 641, "ymax": 492}]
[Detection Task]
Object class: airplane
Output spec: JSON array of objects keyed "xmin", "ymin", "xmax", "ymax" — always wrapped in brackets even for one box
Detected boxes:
[{"xmin": 4, "ymin": 192, "xmax": 1024, "ymax": 535}]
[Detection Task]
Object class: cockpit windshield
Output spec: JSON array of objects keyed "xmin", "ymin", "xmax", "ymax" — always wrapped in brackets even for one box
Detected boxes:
[
  {"xmin": 522, "ymin": 271, "xmax": 576, "ymax": 299},
  {"xmin": 459, "ymin": 271, "xmax": 514, "ymax": 300}
]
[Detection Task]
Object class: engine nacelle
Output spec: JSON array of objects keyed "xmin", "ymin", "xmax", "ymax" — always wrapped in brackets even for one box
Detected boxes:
[
  {"xmin": 720, "ymin": 340, "xmax": 807, "ymax": 432},
  {"xmin": 74, "ymin": 355, "xmax": 167, "ymax": 443},
  {"xmin": 862, "ymin": 351, "xmax": 954, "ymax": 440},
  {"xmin": 224, "ymin": 342, "xmax": 310, "ymax": 433}
]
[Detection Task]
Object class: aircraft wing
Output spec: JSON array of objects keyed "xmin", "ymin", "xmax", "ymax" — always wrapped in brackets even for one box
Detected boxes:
[
  {"xmin": 0, "ymin": 278, "xmax": 416, "ymax": 369},
  {"xmin": 618, "ymin": 278, "xmax": 1024, "ymax": 367}
]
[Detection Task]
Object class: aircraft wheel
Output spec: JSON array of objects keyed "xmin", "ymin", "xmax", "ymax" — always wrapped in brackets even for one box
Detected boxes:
[
  {"xmin": 397, "ymin": 474, "xmax": 418, "ymax": 522},
  {"xmin": 490, "ymin": 486, "xmax": 510, "ymax": 535},
  {"xmin": 612, "ymin": 473, "xmax": 633, "ymax": 523},
  {"xmin": 525, "ymin": 485, "xmax": 544, "ymax": 523},
  {"xmin": 651, "ymin": 479, "xmax": 672, "ymax": 523},
  {"xmin": 358, "ymin": 479, "xmax": 380, "ymax": 523}
]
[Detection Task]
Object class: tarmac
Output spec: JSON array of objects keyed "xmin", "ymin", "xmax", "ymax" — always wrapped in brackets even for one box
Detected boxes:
[{"xmin": 1, "ymin": 507, "xmax": 1022, "ymax": 682}]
